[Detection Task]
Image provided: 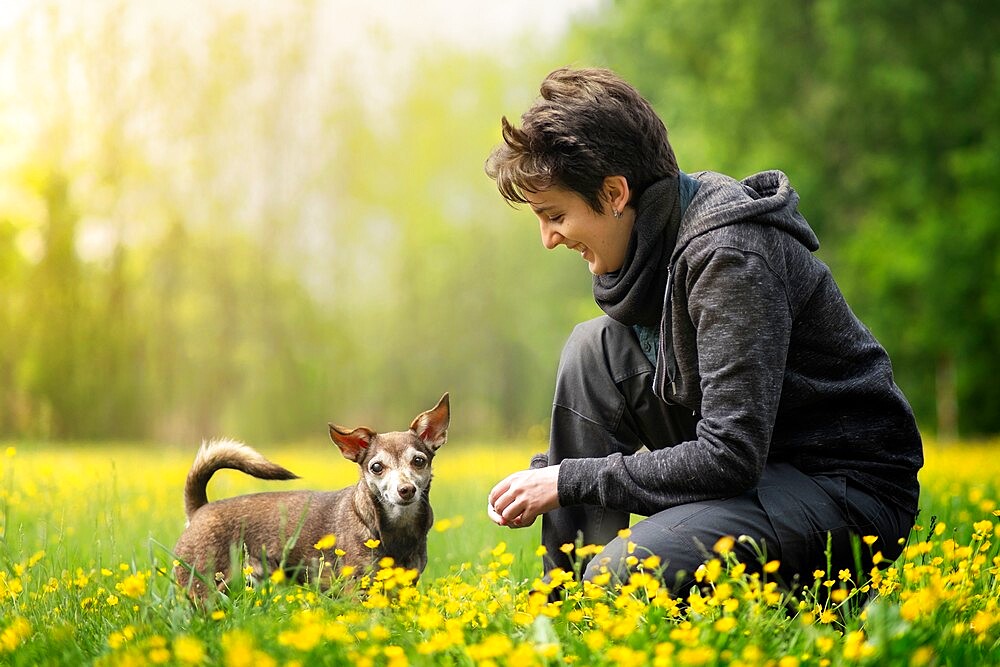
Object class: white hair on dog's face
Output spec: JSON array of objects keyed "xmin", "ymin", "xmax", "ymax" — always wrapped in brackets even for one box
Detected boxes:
[{"xmin": 362, "ymin": 440, "xmax": 433, "ymax": 520}]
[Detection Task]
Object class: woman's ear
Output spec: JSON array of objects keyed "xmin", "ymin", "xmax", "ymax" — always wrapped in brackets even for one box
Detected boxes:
[{"xmin": 602, "ymin": 175, "xmax": 631, "ymax": 216}]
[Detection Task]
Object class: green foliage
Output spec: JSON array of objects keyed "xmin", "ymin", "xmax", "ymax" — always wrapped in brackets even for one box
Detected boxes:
[
  {"xmin": 570, "ymin": 0, "xmax": 1000, "ymax": 437},
  {"xmin": 1, "ymin": 1, "xmax": 996, "ymax": 441},
  {"xmin": 0, "ymin": 4, "xmax": 597, "ymax": 442}
]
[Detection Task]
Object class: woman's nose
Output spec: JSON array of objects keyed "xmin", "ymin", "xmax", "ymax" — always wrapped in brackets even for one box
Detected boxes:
[{"xmin": 539, "ymin": 221, "xmax": 563, "ymax": 250}]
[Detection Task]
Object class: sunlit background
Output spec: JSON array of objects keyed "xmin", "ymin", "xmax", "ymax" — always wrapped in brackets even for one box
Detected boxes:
[{"xmin": 1, "ymin": 0, "xmax": 997, "ymax": 446}]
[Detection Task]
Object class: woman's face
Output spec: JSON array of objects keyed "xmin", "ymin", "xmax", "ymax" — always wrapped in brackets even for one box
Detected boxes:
[{"xmin": 524, "ymin": 185, "xmax": 634, "ymax": 275}]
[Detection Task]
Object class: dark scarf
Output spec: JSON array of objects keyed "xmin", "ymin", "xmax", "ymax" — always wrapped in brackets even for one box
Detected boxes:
[{"xmin": 593, "ymin": 176, "xmax": 682, "ymax": 326}]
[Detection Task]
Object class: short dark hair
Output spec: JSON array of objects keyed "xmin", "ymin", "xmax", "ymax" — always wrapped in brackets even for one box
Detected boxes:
[{"xmin": 485, "ymin": 67, "xmax": 678, "ymax": 213}]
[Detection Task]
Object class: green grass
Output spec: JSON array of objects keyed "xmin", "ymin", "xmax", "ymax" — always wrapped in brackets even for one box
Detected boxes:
[{"xmin": 1, "ymin": 439, "xmax": 999, "ymax": 665}]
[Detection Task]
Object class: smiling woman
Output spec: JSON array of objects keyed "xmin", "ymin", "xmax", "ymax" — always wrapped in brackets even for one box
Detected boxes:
[
  {"xmin": 524, "ymin": 177, "xmax": 635, "ymax": 276},
  {"xmin": 483, "ymin": 66, "xmax": 923, "ymax": 598}
]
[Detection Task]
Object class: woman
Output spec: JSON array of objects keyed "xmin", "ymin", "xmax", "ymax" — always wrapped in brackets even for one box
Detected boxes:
[{"xmin": 485, "ymin": 67, "xmax": 922, "ymax": 592}]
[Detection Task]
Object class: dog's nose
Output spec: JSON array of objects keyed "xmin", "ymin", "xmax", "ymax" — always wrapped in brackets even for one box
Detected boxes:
[{"xmin": 398, "ymin": 484, "xmax": 416, "ymax": 501}]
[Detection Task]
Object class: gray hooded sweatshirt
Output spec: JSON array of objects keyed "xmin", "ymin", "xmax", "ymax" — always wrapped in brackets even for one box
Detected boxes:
[{"xmin": 558, "ymin": 170, "xmax": 923, "ymax": 516}]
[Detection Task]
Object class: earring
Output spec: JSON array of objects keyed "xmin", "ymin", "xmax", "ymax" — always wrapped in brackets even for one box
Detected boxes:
[{"xmin": 612, "ymin": 209, "xmax": 622, "ymax": 220}]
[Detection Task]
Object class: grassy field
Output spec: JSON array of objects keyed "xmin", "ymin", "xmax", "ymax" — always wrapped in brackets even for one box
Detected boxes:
[{"xmin": 1, "ymin": 437, "xmax": 998, "ymax": 665}]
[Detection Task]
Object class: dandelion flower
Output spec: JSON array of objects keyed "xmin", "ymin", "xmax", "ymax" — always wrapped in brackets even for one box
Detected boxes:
[
  {"xmin": 173, "ymin": 636, "xmax": 205, "ymax": 665},
  {"xmin": 314, "ymin": 534, "xmax": 337, "ymax": 550},
  {"xmin": 116, "ymin": 572, "xmax": 148, "ymax": 599},
  {"xmin": 713, "ymin": 535, "xmax": 735, "ymax": 555},
  {"xmin": 713, "ymin": 617, "xmax": 738, "ymax": 632}
]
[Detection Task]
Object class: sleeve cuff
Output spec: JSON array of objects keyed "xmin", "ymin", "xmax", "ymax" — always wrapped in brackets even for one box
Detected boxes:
[{"xmin": 557, "ymin": 456, "xmax": 610, "ymax": 507}]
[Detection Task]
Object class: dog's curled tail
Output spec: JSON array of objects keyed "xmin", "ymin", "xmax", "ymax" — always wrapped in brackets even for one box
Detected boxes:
[{"xmin": 184, "ymin": 439, "xmax": 300, "ymax": 520}]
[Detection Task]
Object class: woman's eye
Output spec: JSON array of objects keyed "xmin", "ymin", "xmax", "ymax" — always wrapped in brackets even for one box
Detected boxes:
[
  {"xmin": 413, "ymin": 456, "xmax": 426, "ymax": 468},
  {"xmin": 370, "ymin": 462, "xmax": 384, "ymax": 474}
]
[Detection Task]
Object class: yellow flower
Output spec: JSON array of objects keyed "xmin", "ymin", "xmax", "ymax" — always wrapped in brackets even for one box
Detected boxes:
[
  {"xmin": 148, "ymin": 647, "xmax": 171, "ymax": 664},
  {"xmin": 584, "ymin": 631, "xmax": 607, "ymax": 651},
  {"xmin": 713, "ymin": 535, "xmax": 735, "ymax": 555},
  {"xmin": 909, "ymin": 646, "xmax": 935, "ymax": 666},
  {"xmin": 341, "ymin": 565, "xmax": 356, "ymax": 577},
  {"xmin": 116, "ymin": 572, "xmax": 148, "ymax": 599},
  {"xmin": 617, "ymin": 528, "xmax": 632, "ymax": 540},
  {"xmin": 763, "ymin": 560, "xmax": 780, "ymax": 574},
  {"xmin": 713, "ymin": 617, "xmax": 738, "ymax": 632},
  {"xmin": 4, "ymin": 447, "xmax": 15, "ymax": 458},
  {"xmin": 270, "ymin": 570, "xmax": 286, "ymax": 584},
  {"xmin": 211, "ymin": 610, "xmax": 226, "ymax": 621},
  {"xmin": 174, "ymin": 636, "xmax": 205, "ymax": 665},
  {"xmin": 842, "ymin": 630, "xmax": 875, "ymax": 660},
  {"xmin": 0, "ymin": 617, "xmax": 31, "ymax": 652},
  {"xmin": 314, "ymin": 534, "xmax": 337, "ymax": 550},
  {"xmin": 862, "ymin": 535, "xmax": 878, "ymax": 546},
  {"xmin": 365, "ymin": 539, "xmax": 381, "ymax": 549},
  {"xmin": 838, "ymin": 569, "xmax": 852, "ymax": 582},
  {"xmin": 535, "ymin": 545, "xmax": 548, "ymax": 557},
  {"xmin": 384, "ymin": 645, "xmax": 408, "ymax": 667},
  {"xmin": 591, "ymin": 571, "xmax": 611, "ymax": 587},
  {"xmin": 641, "ymin": 555, "xmax": 662, "ymax": 570}
]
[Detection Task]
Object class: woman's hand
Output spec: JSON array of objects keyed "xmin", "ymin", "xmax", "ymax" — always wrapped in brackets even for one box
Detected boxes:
[{"xmin": 487, "ymin": 465, "xmax": 561, "ymax": 528}]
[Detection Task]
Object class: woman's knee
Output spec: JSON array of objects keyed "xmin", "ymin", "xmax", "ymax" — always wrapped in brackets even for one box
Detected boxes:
[
  {"xmin": 582, "ymin": 497, "xmax": 775, "ymax": 592},
  {"xmin": 560, "ymin": 317, "xmax": 619, "ymax": 371},
  {"xmin": 556, "ymin": 317, "xmax": 647, "ymax": 391}
]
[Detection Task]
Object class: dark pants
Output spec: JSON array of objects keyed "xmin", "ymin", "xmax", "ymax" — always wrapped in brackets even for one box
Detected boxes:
[{"xmin": 542, "ymin": 316, "xmax": 912, "ymax": 592}]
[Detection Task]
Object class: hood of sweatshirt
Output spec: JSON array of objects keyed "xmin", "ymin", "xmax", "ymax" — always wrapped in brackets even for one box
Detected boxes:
[
  {"xmin": 653, "ymin": 169, "xmax": 819, "ymax": 402},
  {"xmin": 676, "ymin": 170, "xmax": 819, "ymax": 257}
]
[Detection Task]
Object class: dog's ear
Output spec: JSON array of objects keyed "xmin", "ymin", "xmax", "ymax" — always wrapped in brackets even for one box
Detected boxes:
[
  {"xmin": 329, "ymin": 424, "xmax": 375, "ymax": 462},
  {"xmin": 410, "ymin": 392, "xmax": 450, "ymax": 450}
]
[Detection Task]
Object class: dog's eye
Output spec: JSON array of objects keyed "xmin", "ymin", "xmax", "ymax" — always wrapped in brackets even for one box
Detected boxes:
[
  {"xmin": 370, "ymin": 462, "xmax": 384, "ymax": 474},
  {"xmin": 413, "ymin": 456, "xmax": 426, "ymax": 468}
]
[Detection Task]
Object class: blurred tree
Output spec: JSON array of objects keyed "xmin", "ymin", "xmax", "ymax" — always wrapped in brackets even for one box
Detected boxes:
[
  {"xmin": 0, "ymin": 2, "xmax": 598, "ymax": 443},
  {"xmin": 304, "ymin": 50, "xmax": 599, "ymax": 436},
  {"xmin": 571, "ymin": 0, "xmax": 1000, "ymax": 438}
]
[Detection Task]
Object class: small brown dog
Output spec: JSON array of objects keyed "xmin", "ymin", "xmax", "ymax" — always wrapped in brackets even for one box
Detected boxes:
[{"xmin": 173, "ymin": 393, "xmax": 449, "ymax": 599}]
